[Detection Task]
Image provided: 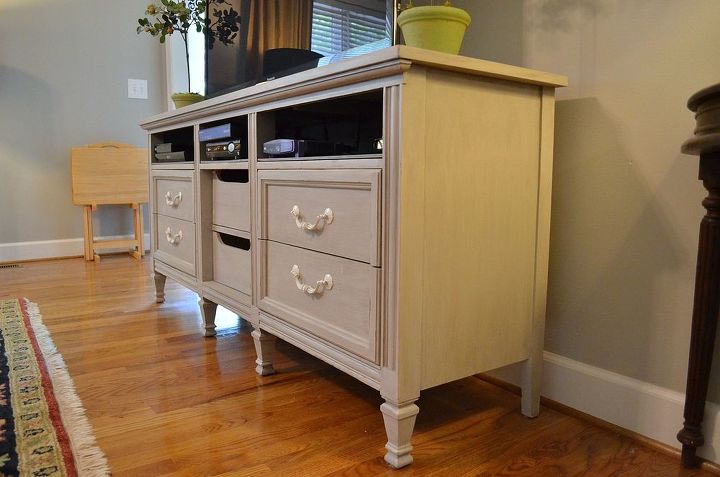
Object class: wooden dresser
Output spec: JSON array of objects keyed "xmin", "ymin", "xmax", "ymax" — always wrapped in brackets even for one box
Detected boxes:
[{"xmin": 140, "ymin": 46, "xmax": 566, "ymax": 468}]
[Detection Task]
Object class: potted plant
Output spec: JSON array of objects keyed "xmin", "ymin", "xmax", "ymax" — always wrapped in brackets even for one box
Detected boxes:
[
  {"xmin": 397, "ymin": 0, "xmax": 471, "ymax": 55},
  {"xmin": 137, "ymin": 0, "xmax": 241, "ymax": 108}
]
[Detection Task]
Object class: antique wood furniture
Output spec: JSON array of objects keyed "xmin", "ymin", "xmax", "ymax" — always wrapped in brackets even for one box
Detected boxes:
[
  {"xmin": 70, "ymin": 142, "xmax": 148, "ymax": 261},
  {"xmin": 140, "ymin": 45, "xmax": 566, "ymax": 468},
  {"xmin": 678, "ymin": 83, "xmax": 720, "ymax": 468}
]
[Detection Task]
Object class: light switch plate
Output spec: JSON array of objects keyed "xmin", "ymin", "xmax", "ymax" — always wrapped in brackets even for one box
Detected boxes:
[{"xmin": 128, "ymin": 79, "xmax": 148, "ymax": 99}]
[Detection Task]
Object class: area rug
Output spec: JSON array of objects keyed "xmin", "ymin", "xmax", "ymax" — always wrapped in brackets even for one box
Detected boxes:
[{"xmin": 0, "ymin": 299, "xmax": 110, "ymax": 476}]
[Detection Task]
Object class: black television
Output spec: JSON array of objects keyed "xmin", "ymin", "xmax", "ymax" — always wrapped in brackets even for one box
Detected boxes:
[{"xmin": 205, "ymin": 0, "xmax": 397, "ymax": 97}]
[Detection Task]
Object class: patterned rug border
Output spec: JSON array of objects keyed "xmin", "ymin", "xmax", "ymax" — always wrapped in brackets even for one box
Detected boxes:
[{"xmin": 19, "ymin": 299, "xmax": 110, "ymax": 477}]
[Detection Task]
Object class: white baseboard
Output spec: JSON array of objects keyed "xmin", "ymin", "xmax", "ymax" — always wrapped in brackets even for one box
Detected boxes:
[
  {"xmin": 488, "ymin": 352, "xmax": 720, "ymax": 464},
  {"xmin": 0, "ymin": 234, "xmax": 151, "ymax": 263}
]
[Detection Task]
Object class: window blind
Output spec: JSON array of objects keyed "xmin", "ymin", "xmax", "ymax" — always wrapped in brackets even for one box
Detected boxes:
[{"xmin": 311, "ymin": 1, "xmax": 388, "ymax": 57}]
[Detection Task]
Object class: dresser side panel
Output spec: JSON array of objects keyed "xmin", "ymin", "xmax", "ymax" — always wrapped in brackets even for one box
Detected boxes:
[{"xmin": 419, "ymin": 70, "xmax": 543, "ymax": 389}]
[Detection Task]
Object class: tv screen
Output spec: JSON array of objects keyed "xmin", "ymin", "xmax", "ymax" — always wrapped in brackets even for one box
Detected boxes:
[{"xmin": 205, "ymin": 0, "xmax": 396, "ymax": 97}]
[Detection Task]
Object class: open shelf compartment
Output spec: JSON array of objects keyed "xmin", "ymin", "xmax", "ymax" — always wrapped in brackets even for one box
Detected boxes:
[
  {"xmin": 150, "ymin": 126, "xmax": 194, "ymax": 164},
  {"xmin": 199, "ymin": 115, "xmax": 249, "ymax": 163},
  {"xmin": 257, "ymin": 89, "xmax": 383, "ymax": 161}
]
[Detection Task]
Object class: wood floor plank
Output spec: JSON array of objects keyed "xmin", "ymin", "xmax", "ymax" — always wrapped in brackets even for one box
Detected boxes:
[{"xmin": 0, "ymin": 256, "xmax": 714, "ymax": 476}]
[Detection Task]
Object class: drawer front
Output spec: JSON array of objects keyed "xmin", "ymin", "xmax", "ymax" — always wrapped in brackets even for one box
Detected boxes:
[
  {"xmin": 213, "ymin": 230, "xmax": 251, "ymax": 295},
  {"xmin": 259, "ymin": 240, "xmax": 379, "ymax": 362},
  {"xmin": 258, "ymin": 170, "xmax": 381, "ymax": 265},
  {"xmin": 155, "ymin": 215, "xmax": 196, "ymax": 276},
  {"xmin": 154, "ymin": 175, "xmax": 194, "ymax": 222},
  {"xmin": 213, "ymin": 170, "xmax": 250, "ymax": 232}
]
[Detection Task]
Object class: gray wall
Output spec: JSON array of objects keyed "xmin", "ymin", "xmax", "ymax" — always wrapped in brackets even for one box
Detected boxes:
[
  {"xmin": 454, "ymin": 0, "xmax": 525, "ymax": 66},
  {"xmin": 5, "ymin": 0, "xmax": 720, "ymax": 404},
  {"xmin": 459, "ymin": 0, "xmax": 720, "ymax": 402},
  {"xmin": 0, "ymin": 0, "xmax": 165, "ymax": 243}
]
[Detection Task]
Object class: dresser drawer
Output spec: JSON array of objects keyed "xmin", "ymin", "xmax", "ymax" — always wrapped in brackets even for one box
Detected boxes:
[
  {"xmin": 213, "ymin": 230, "xmax": 251, "ymax": 295},
  {"xmin": 155, "ymin": 215, "xmax": 196, "ymax": 276},
  {"xmin": 153, "ymin": 172, "xmax": 194, "ymax": 222},
  {"xmin": 259, "ymin": 240, "xmax": 379, "ymax": 362},
  {"xmin": 213, "ymin": 169, "xmax": 250, "ymax": 232},
  {"xmin": 258, "ymin": 170, "xmax": 381, "ymax": 265}
]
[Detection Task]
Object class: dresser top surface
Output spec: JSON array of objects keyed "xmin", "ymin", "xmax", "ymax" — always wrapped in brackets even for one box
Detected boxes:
[
  {"xmin": 395, "ymin": 45, "xmax": 566, "ymax": 87},
  {"xmin": 140, "ymin": 45, "xmax": 567, "ymax": 131}
]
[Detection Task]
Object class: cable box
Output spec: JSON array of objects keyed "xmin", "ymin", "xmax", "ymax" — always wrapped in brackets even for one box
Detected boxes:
[
  {"xmin": 262, "ymin": 139, "xmax": 336, "ymax": 158},
  {"xmin": 155, "ymin": 151, "xmax": 186, "ymax": 162},
  {"xmin": 154, "ymin": 143, "xmax": 173, "ymax": 154}
]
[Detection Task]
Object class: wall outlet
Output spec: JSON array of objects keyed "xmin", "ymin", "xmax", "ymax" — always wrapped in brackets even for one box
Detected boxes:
[{"xmin": 128, "ymin": 79, "xmax": 148, "ymax": 99}]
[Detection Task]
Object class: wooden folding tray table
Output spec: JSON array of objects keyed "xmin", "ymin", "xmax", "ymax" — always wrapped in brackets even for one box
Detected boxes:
[{"xmin": 71, "ymin": 142, "xmax": 148, "ymax": 261}]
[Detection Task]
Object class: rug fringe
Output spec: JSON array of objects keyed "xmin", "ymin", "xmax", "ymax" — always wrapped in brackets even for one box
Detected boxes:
[{"xmin": 23, "ymin": 299, "xmax": 112, "ymax": 477}]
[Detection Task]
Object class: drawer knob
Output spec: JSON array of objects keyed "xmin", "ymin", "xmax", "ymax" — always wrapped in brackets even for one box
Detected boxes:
[
  {"xmin": 291, "ymin": 205, "xmax": 334, "ymax": 231},
  {"xmin": 165, "ymin": 227, "xmax": 184, "ymax": 245},
  {"xmin": 290, "ymin": 264, "xmax": 333, "ymax": 295},
  {"xmin": 165, "ymin": 191, "xmax": 183, "ymax": 207}
]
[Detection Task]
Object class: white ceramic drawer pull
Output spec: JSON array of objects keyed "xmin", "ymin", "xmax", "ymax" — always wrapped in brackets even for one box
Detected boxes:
[
  {"xmin": 290, "ymin": 264, "xmax": 333, "ymax": 295},
  {"xmin": 165, "ymin": 227, "xmax": 184, "ymax": 245},
  {"xmin": 291, "ymin": 205, "xmax": 334, "ymax": 231},
  {"xmin": 165, "ymin": 191, "xmax": 183, "ymax": 207}
]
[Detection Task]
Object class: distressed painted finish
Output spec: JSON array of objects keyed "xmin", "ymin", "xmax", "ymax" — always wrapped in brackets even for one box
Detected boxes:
[{"xmin": 140, "ymin": 47, "xmax": 566, "ymax": 468}]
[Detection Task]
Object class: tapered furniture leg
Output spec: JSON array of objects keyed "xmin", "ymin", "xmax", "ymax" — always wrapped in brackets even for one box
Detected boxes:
[
  {"xmin": 199, "ymin": 298, "xmax": 218, "ymax": 337},
  {"xmin": 251, "ymin": 327, "xmax": 276, "ymax": 376},
  {"xmin": 677, "ymin": 84, "xmax": 720, "ymax": 468},
  {"xmin": 153, "ymin": 272, "xmax": 166, "ymax": 303},
  {"xmin": 380, "ymin": 400, "xmax": 419, "ymax": 468},
  {"xmin": 521, "ymin": 355, "xmax": 542, "ymax": 418}
]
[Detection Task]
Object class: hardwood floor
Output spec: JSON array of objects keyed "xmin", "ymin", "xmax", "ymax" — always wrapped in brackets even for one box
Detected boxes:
[{"xmin": 0, "ymin": 256, "xmax": 713, "ymax": 476}]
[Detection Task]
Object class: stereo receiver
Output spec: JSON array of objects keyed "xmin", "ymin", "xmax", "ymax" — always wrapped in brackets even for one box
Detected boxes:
[{"xmin": 205, "ymin": 140, "xmax": 243, "ymax": 160}]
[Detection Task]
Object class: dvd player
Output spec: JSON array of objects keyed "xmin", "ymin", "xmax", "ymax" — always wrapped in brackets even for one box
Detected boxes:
[{"xmin": 263, "ymin": 139, "xmax": 335, "ymax": 158}]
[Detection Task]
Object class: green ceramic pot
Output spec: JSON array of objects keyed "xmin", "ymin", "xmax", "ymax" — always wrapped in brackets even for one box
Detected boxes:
[
  {"xmin": 397, "ymin": 5, "xmax": 471, "ymax": 55},
  {"xmin": 171, "ymin": 92, "xmax": 204, "ymax": 108}
]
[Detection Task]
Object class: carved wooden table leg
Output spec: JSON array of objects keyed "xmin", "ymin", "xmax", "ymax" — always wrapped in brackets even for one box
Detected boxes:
[
  {"xmin": 153, "ymin": 272, "xmax": 166, "ymax": 303},
  {"xmin": 677, "ymin": 84, "xmax": 720, "ymax": 468},
  {"xmin": 678, "ymin": 155, "xmax": 720, "ymax": 466},
  {"xmin": 252, "ymin": 327, "xmax": 276, "ymax": 376},
  {"xmin": 199, "ymin": 298, "xmax": 217, "ymax": 337}
]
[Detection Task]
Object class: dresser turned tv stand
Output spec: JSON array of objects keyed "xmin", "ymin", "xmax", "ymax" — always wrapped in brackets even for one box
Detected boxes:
[{"xmin": 141, "ymin": 46, "xmax": 566, "ymax": 468}]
